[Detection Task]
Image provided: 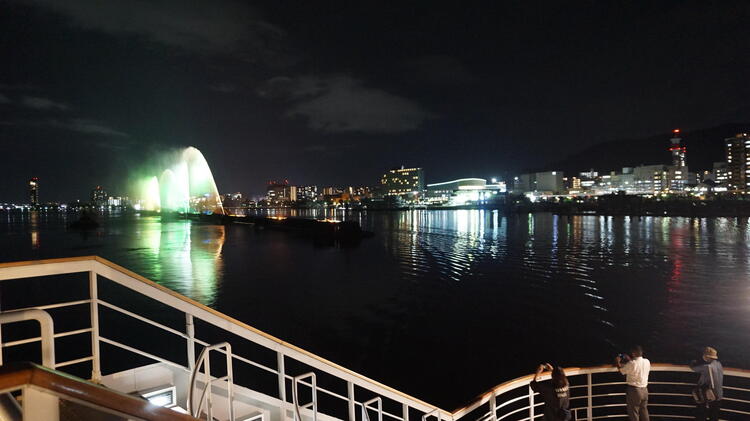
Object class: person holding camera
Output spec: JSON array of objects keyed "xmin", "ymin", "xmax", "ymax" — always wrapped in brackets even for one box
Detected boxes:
[
  {"xmin": 615, "ymin": 345, "xmax": 650, "ymax": 421},
  {"xmin": 690, "ymin": 347, "xmax": 723, "ymax": 421},
  {"xmin": 530, "ymin": 363, "xmax": 571, "ymax": 421}
]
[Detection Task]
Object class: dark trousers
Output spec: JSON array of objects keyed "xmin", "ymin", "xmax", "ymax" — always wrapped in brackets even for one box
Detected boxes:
[
  {"xmin": 626, "ymin": 386, "xmax": 649, "ymax": 421},
  {"xmin": 696, "ymin": 400, "xmax": 720, "ymax": 421}
]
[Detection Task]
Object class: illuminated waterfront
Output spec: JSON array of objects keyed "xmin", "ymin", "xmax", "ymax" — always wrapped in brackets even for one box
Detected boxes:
[{"xmin": 1, "ymin": 210, "xmax": 749, "ymax": 408}]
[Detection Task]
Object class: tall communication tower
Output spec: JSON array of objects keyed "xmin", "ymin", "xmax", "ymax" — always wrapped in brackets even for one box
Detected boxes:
[{"xmin": 669, "ymin": 129, "xmax": 686, "ymax": 167}]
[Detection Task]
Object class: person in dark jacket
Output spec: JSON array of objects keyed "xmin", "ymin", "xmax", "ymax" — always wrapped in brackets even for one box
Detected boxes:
[
  {"xmin": 690, "ymin": 346, "xmax": 723, "ymax": 421},
  {"xmin": 530, "ymin": 363, "xmax": 571, "ymax": 421}
]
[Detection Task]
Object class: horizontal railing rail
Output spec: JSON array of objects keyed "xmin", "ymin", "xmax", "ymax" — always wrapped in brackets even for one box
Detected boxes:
[
  {"xmin": 0, "ymin": 256, "xmax": 451, "ymax": 421},
  {"xmin": 453, "ymin": 364, "xmax": 750, "ymax": 421},
  {"xmin": 2, "ymin": 256, "xmax": 749, "ymax": 421}
]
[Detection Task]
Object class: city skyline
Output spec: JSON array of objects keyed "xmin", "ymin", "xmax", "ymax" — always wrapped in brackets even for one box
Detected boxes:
[
  {"xmin": 2, "ymin": 1, "xmax": 749, "ymax": 202},
  {"xmin": 6, "ymin": 128, "xmax": 749, "ymax": 208}
]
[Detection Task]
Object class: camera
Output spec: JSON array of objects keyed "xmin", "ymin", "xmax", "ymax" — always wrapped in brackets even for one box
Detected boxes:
[{"xmin": 617, "ymin": 353, "xmax": 631, "ymax": 362}]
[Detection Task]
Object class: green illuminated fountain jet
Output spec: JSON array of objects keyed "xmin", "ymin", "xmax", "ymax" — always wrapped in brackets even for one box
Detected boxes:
[{"xmin": 132, "ymin": 147, "xmax": 224, "ymax": 214}]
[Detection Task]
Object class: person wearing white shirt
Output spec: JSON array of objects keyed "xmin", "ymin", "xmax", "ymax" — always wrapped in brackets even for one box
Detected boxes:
[{"xmin": 615, "ymin": 345, "xmax": 650, "ymax": 421}]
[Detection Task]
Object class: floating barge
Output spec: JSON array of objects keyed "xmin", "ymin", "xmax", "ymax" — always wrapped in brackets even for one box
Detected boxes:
[{"xmin": 244, "ymin": 216, "xmax": 373, "ymax": 246}]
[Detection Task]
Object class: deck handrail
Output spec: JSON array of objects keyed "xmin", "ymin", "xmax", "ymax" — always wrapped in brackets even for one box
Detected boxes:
[
  {"xmin": 0, "ymin": 309, "xmax": 55, "ymax": 369},
  {"xmin": 0, "ymin": 256, "xmax": 450, "ymax": 418},
  {"xmin": 0, "ymin": 362, "xmax": 199, "ymax": 421},
  {"xmin": 451, "ymin": 363, "xmax": 750, "ymax": 420},
  {"xmin": 3, "ymin": 256, "xmax": 750, "ymax": 421}
]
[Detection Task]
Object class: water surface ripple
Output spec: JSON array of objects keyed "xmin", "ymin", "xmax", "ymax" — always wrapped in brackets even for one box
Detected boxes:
[{"xmin": 1, "ymin": 210, "xmax": 749, "ymax": 409}]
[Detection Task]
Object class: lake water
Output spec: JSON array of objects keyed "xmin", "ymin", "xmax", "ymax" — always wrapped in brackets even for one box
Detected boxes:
[{"xmin": 1, "ymin": 210, "xmax": 749, "ymax": 409}]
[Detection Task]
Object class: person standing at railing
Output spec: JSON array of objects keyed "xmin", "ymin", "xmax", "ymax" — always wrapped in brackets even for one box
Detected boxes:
[
  {"xmin": 615, "ymin": 345, "xmax": 650, "ymax": 421},
  {"xmin": 530, "ymin": 363, "xmax": 571, "ymax": 421},
  {"xmin": 690, "ymin": 346, "xmax": 723, "ymax": 421}
]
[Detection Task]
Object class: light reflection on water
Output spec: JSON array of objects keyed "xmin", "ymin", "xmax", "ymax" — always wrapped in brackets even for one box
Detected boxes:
[
  {"xmin": 2, "ymin": 210, "xmax": 750, "ymax": 408},
  {"xmin": 129, "ymin": 218, "xmax": 225, "ymax": 305}
]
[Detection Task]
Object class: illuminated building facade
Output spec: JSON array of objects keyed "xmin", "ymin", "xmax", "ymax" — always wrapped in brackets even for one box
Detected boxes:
[
  {"xmin": 296, "ymin": 185, "xmax": 318, "ymax": 201},
  {"xmin": 713, "ymin": 162, "xmax": 728, "ymax": 186},
  {"xmin": 725, "ymin": 133, "xmax": 750, "ymax": 192},
  {"xmin": 380, "ymin": 167, "xmax": 424, "ymax": 196},
  {"xmin": 322, "ymin": 186, "xmax": 342, "ymax": 196},
  {"xmin": 630, "ymin": 131, "xmax": 692, "ymax": 194},
  {"xmin": 107, "ymin": 196, "xmax": 126, "ymax": 207},
  {"xmin": 91, "ymin": 186, "xmax": 107, "ymax": 206},
  {"xmin": 425, "ymin": 178, "xmax": 505, "ymax": 206},
  {"xmin": 633, "ymin": 165, "xmax": 668, "ymax": 193},
  {"xmin": 346, "ymin": 186, "xmax": 371, "ymax": 197},
  {"xmin": 29, "ymin": 177, "xmax": 39, "ymax": 206},
  {"xmin": 266, "ymin": 180, "xmax": 292, "ymax": 205},
  {"xmin": 512, "ymin": 171, "xmax": 564, "ymax": 194}
]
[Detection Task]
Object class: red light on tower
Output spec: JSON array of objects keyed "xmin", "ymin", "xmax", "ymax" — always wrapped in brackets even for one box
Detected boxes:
[{"xmin": 673, "ymin": 129, "xmax": 680, "ymax": 134}]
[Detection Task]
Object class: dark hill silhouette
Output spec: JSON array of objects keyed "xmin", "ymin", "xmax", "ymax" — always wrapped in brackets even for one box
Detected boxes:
[{"xmin": 540, "ymin": 123, "xmax": 749, "ymax": 175}]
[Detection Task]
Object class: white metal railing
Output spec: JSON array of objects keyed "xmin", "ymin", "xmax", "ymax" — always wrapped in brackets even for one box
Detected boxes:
[
  {"xmin": 293, "ymin": 372, "xmax": 317, "ymax": 421},
  {"xmin": 0, "ymin": 256, "xmax": 450, "ymax": 421},
  {"xmin": 1, "ymin": 256, "xmax": 749, "ymax": 421},
  {"xmin": 188, "ymin": 342, "xmax": 235, "ymax": 420},
  {"xmin": 0, "ymin": 309, "xmax": 55, "ymax": 369},
  {"xmin": 453, "ymin": 364, "xmax": 750, "ymax": 421}
]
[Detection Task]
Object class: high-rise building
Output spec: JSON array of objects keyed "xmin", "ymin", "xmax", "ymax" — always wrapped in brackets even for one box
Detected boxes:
[
  {"xmin": 29, "ymin": 177, "xmax": 39, "ymax": 206},
  {"xmin": 725, "ymin": 133, "xmax": 750, "ymax": 191},
  {"xmin": 91, "ymin": 186, "xmax": 107, "ymax": 206},
  {"xmin": 669, "ymin": 129, "xmax": 687, "ymax": 167},
  {"xmin": 322, "ymin": 186, "xmax": 341, "ymax": 196},
  {"xmin": 296, "ymin": 185, "xmax": 318, "ymax": 201},
  {"xmin": 713, "ymin": 162, "xmax": 728, "ymax": 185},
  {"xmin": 266, "ymin": 180, "xmax": 291, "ymax": 205},
  {"xmin": 380, "ymin": 166, "xmax": 424, "ymax": 196}
]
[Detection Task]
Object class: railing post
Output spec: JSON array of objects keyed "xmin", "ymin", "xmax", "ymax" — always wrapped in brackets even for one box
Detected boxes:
[
  {"xmin": 293, "ymin": 373, "xmax": 317, "ymax": 421},
  {"xmin": 24, "ymin": 385, "xmax": 60, "ymax": 421},
  {"xmin": 347, "ymin": 381, "xmax": 356, "ymax": 421},
  {"xmin": 186, "ymin": 314, "xmax": 195, "ymax": 370},
  {"xmin": 278, "ymin": 352, "xmax": 287, "ymax": 421},
  {"xmin": 586, "ymin": 373, "xmax": 593, "ymax": 421},
  {"xmin": 489, "ymin": 392, "xmax": 497, "ymax": 421},
  {"xmin": 528, "ymin": 385, "xmax": 534, "ymax": 420},
  {"xmin": 363, "ymin": 397, "xmax": 383, "ymax": 421},
  {"xmin": 0, "ymin": 297, "xmax": 3, "ymax": 366},
  {"xmin": 205, "ymin": 353, "xmax": 213, "ymax": 421},
  {"xmin": 89, "ymin": 271, "xmax": 101, "ymax": 382},
  {"xmin": 402, "ymin": 403, "xmax": 409, "ymax": 421},
  {"xmin": 225, "ymin": 344, "xmax": 235, "ymax": 421}
]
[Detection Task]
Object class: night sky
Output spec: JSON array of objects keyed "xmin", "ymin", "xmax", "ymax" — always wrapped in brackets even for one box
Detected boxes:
[{"xmin": 1, "ymin": 1, "xmax": 748, "ymax": 202}]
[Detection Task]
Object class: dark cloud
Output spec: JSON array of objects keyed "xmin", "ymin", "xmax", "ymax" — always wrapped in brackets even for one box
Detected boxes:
[
  {"xmin": 2, "ymin": 117, "xmax": 128, "ymax": 138},
  {"xmin": 21, "ymin": 96, "xmax": 70, "ymax": 111},
  {"xmin": 59, "ymin": 119, "xmax": 129, "ymax": 138},
  {"xmin": 256, "ymin": 76, "xmax": 328, "ymax": 100},
  {"xmin": 26, "ymin": 0, "xmax": 286, "ymax": 56},
  {"xmin": 262, "ymin": 75, "xmax": 435, "ymax": 134}
]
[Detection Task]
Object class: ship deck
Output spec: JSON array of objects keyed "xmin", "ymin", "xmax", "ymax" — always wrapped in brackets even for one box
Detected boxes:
[{"xmin": 0, "ymin": 256, "xmax": 749, "ymax": 420}]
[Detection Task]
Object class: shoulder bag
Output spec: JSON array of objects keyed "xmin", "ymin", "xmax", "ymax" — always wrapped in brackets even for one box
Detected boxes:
[{"xmin": 692, "ymin": 363, "xmax": 717, "ymax": 404}]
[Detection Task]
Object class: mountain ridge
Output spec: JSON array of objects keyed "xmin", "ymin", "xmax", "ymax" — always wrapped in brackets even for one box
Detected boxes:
[{"xmin": 537, "ymin": 123, "xmax": 749, "ymax": 176}]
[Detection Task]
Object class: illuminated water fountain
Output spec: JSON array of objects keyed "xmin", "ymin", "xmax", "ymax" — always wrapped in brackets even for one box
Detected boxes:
[{"xmin": 133, "ymin": 147, "xmax": 224, "ymax": 214}]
